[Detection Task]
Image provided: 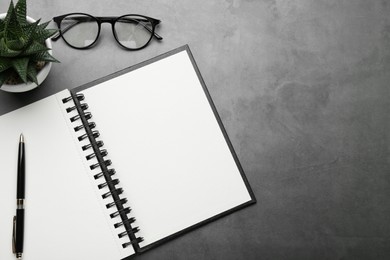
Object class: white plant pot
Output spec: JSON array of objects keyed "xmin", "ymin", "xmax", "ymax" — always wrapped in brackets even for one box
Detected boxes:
[{"xmin": 0, "ymin": 14, "xmax": 53, "ymax": 93}]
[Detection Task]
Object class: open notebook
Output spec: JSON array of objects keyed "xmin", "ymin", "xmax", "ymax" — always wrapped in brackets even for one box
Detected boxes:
[{"xmin": 0, "ymin": 45, "xmax": 256, "ymax": 259}]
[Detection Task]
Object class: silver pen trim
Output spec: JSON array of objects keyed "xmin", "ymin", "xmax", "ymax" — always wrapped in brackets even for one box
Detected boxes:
[{"xmin": 16, "ymin": 199, "xmax": 24, "ymax": 209}]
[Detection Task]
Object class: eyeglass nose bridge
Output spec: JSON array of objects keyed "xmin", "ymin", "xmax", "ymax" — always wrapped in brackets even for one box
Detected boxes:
[
  {"xmin": 93, "ymin": 17, "xmax": 123, "ymax": 48},
  {"xmin": 95, "ymin": 16, "xmax": 117, "ymax": 25},
  {"xmin": 94, "ymin": 17, "xmax": 116, "ymax": 41}
]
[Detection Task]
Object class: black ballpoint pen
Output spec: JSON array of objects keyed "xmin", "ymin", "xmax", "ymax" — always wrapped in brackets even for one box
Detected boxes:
[{"xmin": 13, "ymin": 134, "xmax": 25, "ymax": 260}]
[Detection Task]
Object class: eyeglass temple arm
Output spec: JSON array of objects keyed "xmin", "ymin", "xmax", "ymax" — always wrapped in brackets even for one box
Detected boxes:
[
  {"xmin": 52, "ymin": 16, "xmax": 163, "ymax": 41},
  {"xmin": 117, "ymin": 17, "xmax": 163, "ymax": 40},
  {"xmin": 51, "ymin": 21, "xmax": 76, "ymax": 41},
  {"xmin": 51, "ymin": 16, "xmax": 85, "ymax": 41}
]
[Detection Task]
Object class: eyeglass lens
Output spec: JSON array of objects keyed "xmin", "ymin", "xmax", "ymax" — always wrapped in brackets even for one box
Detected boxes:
[
  {"xmin": 60, "ymin": 14, "xmax": 99, "ymax": 48},
  {"xmin": 59, "ymin": 14, "xmax": 154, "ymax": 49},
  {"xmin": 114, "ymin": 15, "xmax": 153, "ymax": 49}
]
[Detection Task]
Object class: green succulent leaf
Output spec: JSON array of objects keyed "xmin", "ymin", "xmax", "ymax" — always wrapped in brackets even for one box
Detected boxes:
[
  {"xmin": 0, "ymin": 58, "xmax": 12, "ymax": 72},
  {"xmin": 36, "ymin": 27, "xmax": 58, "ymax": 41},
  {"xmin": 5, "ymin": 38, "xmax": 24, "ymax": 50},
  {"xmin": 15, "ymin": 0, "xmax": 27, "ymax": 25},
  {"xmin": 4, "ymin": 1, "xmax": 23, "ymax": 42},
  {"xmin": 0, "ymin": 19, "xmax": 5, "ymax": 32},
  {"xmin": 32, "ymin": 51, "xmax": 59, "ymax": 63},
  {"xmin": 22, "ymin": 41, "xmax": 49, "ymax": 55},
  {"xmin": 0, "ymin": 38, "xmax": 22, "ymax": 57},
  {"xmin": 11, "ymin": 57, "xmax": 29, "ymax": 83},
  {"xmin": 26, "ymin": 62, "xmax": 38, "ymax": 84},
  {"xmin": 20, "ymin": 19, "xmax": 40, "ymax": 47},
  {"xmin": 3, "ymin": 0, "xmax": 15, "ymax": 24},
  {"xmin": 37, "ymin": 20, "xmax": 50, "ymax": 30}
]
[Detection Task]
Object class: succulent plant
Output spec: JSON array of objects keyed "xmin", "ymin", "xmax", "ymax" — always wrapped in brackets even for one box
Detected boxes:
[{"xmin": 0, "ymin": 0, "xmax": 58, "ymax": 87}]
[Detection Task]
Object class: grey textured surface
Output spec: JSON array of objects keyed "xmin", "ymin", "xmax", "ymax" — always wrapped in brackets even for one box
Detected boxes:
[{"xmin": 1, "ymin": 1, "xmax": 390, "ymax": 259}]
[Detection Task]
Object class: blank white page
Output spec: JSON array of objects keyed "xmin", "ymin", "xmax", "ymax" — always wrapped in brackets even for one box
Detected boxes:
[
  {"xmin": 0, "ymin": 90, "xmax": 134, "ymax": 260},
  {"xmin": 80, "ymin": 50, "xmax": 253, "ymax": 247}
]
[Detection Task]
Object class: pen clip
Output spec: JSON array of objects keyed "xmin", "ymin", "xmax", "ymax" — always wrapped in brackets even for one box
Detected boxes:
[{"xmin": 12, "ymin": 216, "xmax": 16, "ymax": 254}]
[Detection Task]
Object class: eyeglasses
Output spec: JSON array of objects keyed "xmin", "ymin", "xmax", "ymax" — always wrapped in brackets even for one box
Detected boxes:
[{"xmin": 52, "ymin": 13, "xmax": 163, "ymax": 50}]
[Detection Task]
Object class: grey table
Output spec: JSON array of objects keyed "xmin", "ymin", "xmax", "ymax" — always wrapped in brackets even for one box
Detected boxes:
[{"xmin": 1, "ymin": 1, "xmax": 389, "ymax": 259}]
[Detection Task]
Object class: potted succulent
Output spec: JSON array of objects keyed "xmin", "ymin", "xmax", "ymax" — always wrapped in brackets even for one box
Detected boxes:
[{"xmin": 0, "ymin": 0, "xmax": 58, "ymax": 93}]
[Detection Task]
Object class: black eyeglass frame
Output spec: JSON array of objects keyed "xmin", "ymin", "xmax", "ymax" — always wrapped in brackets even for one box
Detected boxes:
[{"xmin": 52, "ymin": 13, "xmax": 163, "ymax": 50}]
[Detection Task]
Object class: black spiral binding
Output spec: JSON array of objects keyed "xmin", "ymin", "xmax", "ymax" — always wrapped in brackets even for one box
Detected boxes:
[{"xmin": 62, "ymin": 93, "xmax": 143, "ymax": 251}]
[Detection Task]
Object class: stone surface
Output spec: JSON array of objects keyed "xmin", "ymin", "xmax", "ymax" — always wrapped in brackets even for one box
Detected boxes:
[{"xmin": 1, "ymin": 1, "xmax": 389, "ymax": 259}]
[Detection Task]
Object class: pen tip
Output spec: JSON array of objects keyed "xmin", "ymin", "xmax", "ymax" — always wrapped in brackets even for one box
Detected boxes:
[{"xmin": 20, "ymin": 134, "xmax": 24, "ymax": 143}]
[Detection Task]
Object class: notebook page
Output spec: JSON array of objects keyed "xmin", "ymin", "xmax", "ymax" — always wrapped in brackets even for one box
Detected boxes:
[
  {"xmin": 0, "ymin": 90, "xmax": 134, "ymax": 259},
  {"xmin": 62, "ymin": 93, "xmax": 137, "ymax": 258},
  {"xmin": 79, "ymin": 50, "xmax": 252, "ymax": 247}
]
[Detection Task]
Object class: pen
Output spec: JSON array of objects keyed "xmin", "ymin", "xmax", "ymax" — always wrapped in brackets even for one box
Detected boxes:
[{"xmin": 13, "ymin": 134, "xmax": 25, "ymax": 260}]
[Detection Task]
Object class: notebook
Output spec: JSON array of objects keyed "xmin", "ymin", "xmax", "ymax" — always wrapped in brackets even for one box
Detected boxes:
[{"xmin": 0, "ymin": 45, "xmax": 256, "ymax": 260}]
